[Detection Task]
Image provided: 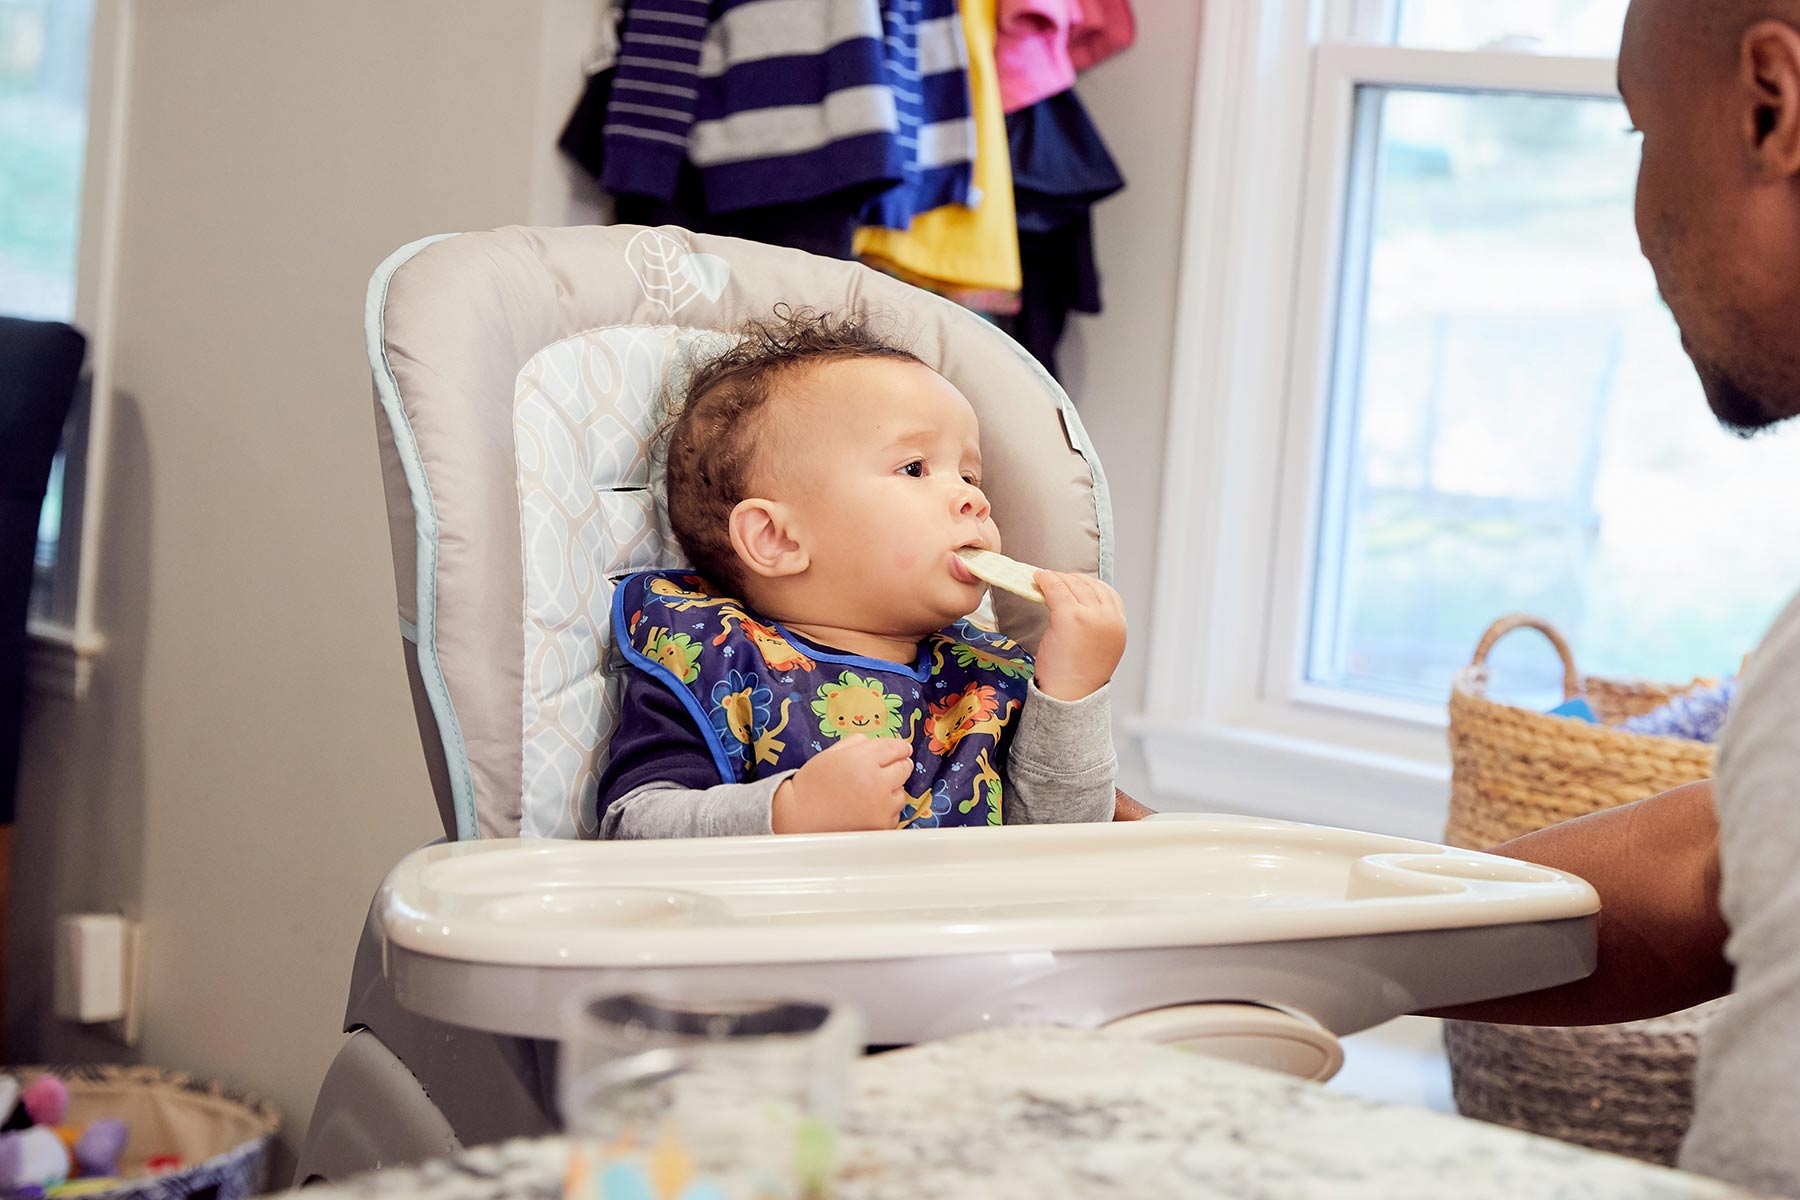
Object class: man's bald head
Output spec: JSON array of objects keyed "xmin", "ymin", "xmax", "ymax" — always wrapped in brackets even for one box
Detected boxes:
[
  {"xmin": 1625, "ymin": 0, "xmax": 1800, "ymax": 94},
  {"xmin": 1623, "ymin": 0, "xmax": 1800, "ymax": 432},
  {"xmin": 1707, "ymin": 0, "xmax": 1800, "ymax": 43},
  {"xmin": 1630, "ymin": 0, "xmax": 1800, "ymax": 53}
]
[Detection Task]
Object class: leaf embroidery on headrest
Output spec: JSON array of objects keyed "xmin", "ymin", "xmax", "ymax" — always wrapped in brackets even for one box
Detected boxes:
[{"xmin": 625, "ymin": 229, "xmax": 732, "ymax": 316}]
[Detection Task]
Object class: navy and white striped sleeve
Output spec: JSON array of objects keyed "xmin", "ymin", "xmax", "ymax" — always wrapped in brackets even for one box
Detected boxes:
[{"xmin": 601, "ymin": 0, "xmax": 712, "ymax": 200}]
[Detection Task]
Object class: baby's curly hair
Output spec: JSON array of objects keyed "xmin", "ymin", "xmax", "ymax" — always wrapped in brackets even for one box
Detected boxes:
[{"xmin": 663, "ymin": 308, "xmax": 922, "ymax": 595}]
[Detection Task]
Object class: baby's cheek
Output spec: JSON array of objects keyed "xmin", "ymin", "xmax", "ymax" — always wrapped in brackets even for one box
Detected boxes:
[{"xmin": 891, "ymin": 549, "xmax": 919, "ymax": 572}]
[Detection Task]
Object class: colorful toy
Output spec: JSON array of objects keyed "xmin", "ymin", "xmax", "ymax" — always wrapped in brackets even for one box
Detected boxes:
[
  {"xmin": 17, "ymin": 1080, "xmax": 65, "ymax": 1131},
  {"xmin": 45, "ymin": 1180, "xmax": 121, "ymax": 1198},
  {"xmin": 0, "ymin": 1078, "xmax": 132, "ymax": 1199},
  {"xmin": 0, "ymin": 1127, "xmax": 71, "ymax": 1191},
  {"xmin": 71, "ymin": 1122, "xmax": 125, "ymax": 1179}
]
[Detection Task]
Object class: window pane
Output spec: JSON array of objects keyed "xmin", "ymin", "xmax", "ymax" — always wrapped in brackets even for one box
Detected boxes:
[
  {"xmin": 32, "ymin": 449, "xmax": 63, "ymax": 612},
  {"xmin": 1309, "ymin": 87, "xmax": 1800, "ymax": 707},
  {"xmin": 1395, "ymin": 0, "xmax": 1628, "ymax": 57},
  {"xmin": 0, "ymin": 0, "xmax": 94, "ymax": 321}
]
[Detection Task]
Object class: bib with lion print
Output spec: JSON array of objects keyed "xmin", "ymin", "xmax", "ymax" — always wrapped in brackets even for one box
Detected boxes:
[{"xmin": 614, "ymin": 570, "xmax": 1035, "ymax": 828}]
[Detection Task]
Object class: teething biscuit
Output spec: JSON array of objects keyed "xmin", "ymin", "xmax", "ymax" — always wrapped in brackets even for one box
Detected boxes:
[{"xmin": 955, "ymin": 548, "xmax": 1045, "ymax": 605}]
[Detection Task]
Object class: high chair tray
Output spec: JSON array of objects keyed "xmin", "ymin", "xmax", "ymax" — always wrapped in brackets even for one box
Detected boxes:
[{"xmin": 376, "ymin": 816, "xmax": 1598, "ymax": 1042}]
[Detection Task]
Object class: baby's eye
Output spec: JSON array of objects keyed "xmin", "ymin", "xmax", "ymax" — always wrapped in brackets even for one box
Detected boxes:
[
  {"xmin": 962, "ymin": 473, "xmax": 981, "ymax": 487},
  {"xmin": 898, "ymin": 460, "xmax": 925, "ymax": 478}
]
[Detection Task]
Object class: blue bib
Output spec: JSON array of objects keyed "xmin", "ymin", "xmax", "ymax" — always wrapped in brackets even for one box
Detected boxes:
[{"xmin": 614, "ymin": 571, "xmax": 1035, "ymax": 828}]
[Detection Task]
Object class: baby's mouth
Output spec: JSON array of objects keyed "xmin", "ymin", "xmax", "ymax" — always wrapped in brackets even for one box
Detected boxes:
[{"xmin": 948, "ymin": 552, "xmax": 981, "ymax": 585}]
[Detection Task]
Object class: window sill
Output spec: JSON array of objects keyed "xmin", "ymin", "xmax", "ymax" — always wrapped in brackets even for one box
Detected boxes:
[
  {"xmin": 1132, "ymin": 718, "xmax": 1451, "ymax": 843},
  {"xmin": 27, "ymin": 620, "xmax": 105, "ymax": 701}
]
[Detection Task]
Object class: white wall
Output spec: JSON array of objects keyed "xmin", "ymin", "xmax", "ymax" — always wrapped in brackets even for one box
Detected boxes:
[
  {"xmin": 10, "ymin": 0, "xmax": 601, "ymax": 1165},
  {"xmin": 1061, "ymin": 4, "xmax": 1205, "ymax": 800},
  {"xmin": 7, "ymin": 0, "xmax": 1199, "ymax": 1162}
]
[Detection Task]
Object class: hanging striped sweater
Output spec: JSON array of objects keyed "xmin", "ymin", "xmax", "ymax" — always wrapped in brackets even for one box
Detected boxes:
[{"xmin": 600, "ymin": 0, "xmax": 975, "ymax": 226}]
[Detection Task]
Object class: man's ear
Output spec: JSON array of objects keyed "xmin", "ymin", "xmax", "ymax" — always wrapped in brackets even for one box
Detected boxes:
[
  {"xmin": 728, "ymin": 498, "xmax": 809, "ymax": 579},
  {"xmin": 1740, "ymin": 20, "xmax": 1800, "ymax": 178}
]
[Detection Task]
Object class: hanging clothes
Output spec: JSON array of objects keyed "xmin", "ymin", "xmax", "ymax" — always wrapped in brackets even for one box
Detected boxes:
[
  {"xmin": 1066, "ymin": 0, "xmax": 1134, "ymax": 72},
  {"xmin": 602, "ymin": 0, "xmax": 897, "ymax": 211},
  {"xmin": 561, "ymin": 57, "xmax": 867, "ymax": 258},
  {"xmin": 1007, "ymin": 84, "xmax": 1124, "ymax": 235},
  {"xmin": 595, "ymin": 0, "xmax": 975, "ymax": 223},
  {"xmin": 615, "ymin": 168, "xmax": 869, "ymax": 259},
  {"xmin": 858, "ymin": 0, "xmax": 980, "ymax": 230},
  {"xmin": 853, "ymin": 0, "xmax": 1021, "ymax": 293},
  {"xmin": 993, "ymin": 0, "xmax": 1136, "ymax": 114},
  {"xmin": 996, "ymin": 87, "xmax": 1124, "ymax": 382},
  {"xmin": 559, "ymin": 63, "xmax": 617, "ymax": 182}
]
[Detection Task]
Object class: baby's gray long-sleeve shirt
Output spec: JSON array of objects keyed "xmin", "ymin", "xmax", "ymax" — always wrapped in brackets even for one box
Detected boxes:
[{"xmin": 601, "ymin": 680, "xmax": 1116, "ymax": 838}]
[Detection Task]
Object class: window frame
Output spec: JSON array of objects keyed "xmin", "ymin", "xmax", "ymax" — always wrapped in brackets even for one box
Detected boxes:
[
  {"xmin": 1136, "ymin": 0, "xmax": 1628, "ymax": 837},
  {"xmin": 23, "ymin": 0, "xmax": 133, "ymax": 699}
]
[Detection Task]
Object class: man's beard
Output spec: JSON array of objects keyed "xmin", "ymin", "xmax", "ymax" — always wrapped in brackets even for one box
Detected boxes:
[{"xmin": 1692, "ymin": 353, "xmax": 1787, "ymax": 439}]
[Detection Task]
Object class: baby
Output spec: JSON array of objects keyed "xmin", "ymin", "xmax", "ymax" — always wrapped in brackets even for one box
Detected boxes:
[{"xmin": 596, "ymin": 311, "xmax": 1125, "ymax": 837}]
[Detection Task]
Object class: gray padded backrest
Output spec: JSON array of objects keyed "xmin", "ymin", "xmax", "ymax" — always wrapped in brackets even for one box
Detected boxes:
[{"xmin": 366, "ymin": 225, "xmax": 1112, "ymax": 840}]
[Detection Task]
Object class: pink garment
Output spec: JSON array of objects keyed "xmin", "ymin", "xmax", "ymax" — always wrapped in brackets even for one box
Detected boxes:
[
  {"xmin": 1068, "ymin": 0, "xmax": 1135, "ymax": 72},
  {"xmin": 994, "ymin": 0, "xmax": 1136, "ymax": 114}
]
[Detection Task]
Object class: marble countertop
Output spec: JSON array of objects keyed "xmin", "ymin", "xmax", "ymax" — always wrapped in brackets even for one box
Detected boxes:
[{"xmin": 296, "ymin": 1027, "xmax": 1752, "ymax": 1200}]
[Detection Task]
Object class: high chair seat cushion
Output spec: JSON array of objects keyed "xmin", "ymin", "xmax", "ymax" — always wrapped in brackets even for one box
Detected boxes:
[
  {"xmin": 368, "ymin": 225, "xmax": 1111, "ymax": 840},
  {"xmin": 513, "ymin": 326, "xmax": 723, "ymax": 837}
]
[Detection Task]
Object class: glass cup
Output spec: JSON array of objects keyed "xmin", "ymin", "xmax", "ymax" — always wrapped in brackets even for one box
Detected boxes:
[{"xmin": 560, "ymin": 988, "xmax": 861, "ymax": 1200}]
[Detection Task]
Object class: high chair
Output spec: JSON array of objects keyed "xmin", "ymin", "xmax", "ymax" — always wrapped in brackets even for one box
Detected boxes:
[{"xmin": 293, "ymin": 225, "xmax": 1600, "ymax": 1183}]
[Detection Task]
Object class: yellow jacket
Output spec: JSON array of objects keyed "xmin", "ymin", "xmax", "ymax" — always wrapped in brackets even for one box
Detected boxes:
[{"xmin": 854, "ymin": 0, "xmax": 1021, "ymax": 294}]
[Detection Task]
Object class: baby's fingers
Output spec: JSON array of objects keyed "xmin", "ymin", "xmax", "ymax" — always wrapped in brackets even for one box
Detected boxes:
[
  {"xmin": 1067, "ymin": 573, "xmax": 1107, "ymax": 606},
  {"xmin": 865, "ymin": 736, "xmax": 912, "ymax": 767},
  {"xmin": 885, "ymin": 790, "xmax": 911, "ymax": 826},
  {"xmin": 877, "ymin": 756, "xmax": 914, "ymax": 791},
  {"xmin": 1035, "ymin": 570, "xmax": 1079, "ymax": 608}
]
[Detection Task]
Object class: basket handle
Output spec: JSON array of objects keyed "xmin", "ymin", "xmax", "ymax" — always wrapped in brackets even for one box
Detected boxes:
[{"xmin": 1470, "ymin": 614, "xmax": 1581, "ymax": 702}]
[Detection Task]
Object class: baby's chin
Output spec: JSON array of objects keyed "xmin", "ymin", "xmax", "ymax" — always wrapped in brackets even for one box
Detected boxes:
[
  {"xmin": 876, "ymin": 597, "xmax": 975, "ymax": 638},
  {"xmin": 922, "ymin": 594, "xmax": 989, "ymax": 632}
]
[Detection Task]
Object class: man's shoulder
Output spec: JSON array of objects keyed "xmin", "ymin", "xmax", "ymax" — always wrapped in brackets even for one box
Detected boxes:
[
  {"xmin": 1717, "ymin": 587, "xmax": 1800, "ymax": 860},
  {"xmin": 1729, "ymin": 588, "xmax": 1800, "ymax": 733}
]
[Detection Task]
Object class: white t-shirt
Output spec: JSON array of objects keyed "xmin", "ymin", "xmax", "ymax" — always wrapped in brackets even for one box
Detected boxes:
[{"xmin": 1682, "ymin": 588, "xmax": 1800, "ymax": 1194}]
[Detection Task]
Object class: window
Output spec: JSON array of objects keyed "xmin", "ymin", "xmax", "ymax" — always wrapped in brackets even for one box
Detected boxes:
[
  {"xmin": 3, "ymin": 0, "xmax": 93, "ymax": 634},
  {"xmin": 1, "ymin": 0, "xmax": 120, "ymax": 695},
  {"xmin": 0, "ymin": 0, "xmax": 91, "ymax": 322},
  {"xmin": 1143, "ymin": 0, "xmax": 1800, "ymax": 833},
  {"xmin": 1393, "ymin": 0, "xmax": 1626, "ymax": 56},
  {"xmin": 1305, "ymin": 5, "xmax": 1800, "ymax": 710}
]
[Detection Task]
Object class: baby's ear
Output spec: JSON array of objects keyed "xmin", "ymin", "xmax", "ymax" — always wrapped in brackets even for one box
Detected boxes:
[{"xmin": 728, "ymin": 498, "xmax": 808, "ymax": 579}]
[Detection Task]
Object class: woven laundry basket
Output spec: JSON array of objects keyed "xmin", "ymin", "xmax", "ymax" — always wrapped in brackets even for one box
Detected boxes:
[{"xmin": 1444, "ymin": 614, "xmax": 1723, "ymax": 1167}]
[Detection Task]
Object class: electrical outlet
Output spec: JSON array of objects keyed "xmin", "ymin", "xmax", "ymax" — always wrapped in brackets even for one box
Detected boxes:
[{"xmin": 51, "ymin": 914, "xmax": 143, "ymax": 1045}]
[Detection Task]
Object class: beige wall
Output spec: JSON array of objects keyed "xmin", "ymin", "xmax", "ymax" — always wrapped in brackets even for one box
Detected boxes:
[
  {"xmin": 8, "ymin": 0, "xmax": 1197, "ymax": 1163},
  {"xmin": 1062, "ymin": 5, "xmax": 1204, "ymax": 798},
  {"xmin": 10, "ymin": 0, "xmax": 601, "ymax": 1164}
]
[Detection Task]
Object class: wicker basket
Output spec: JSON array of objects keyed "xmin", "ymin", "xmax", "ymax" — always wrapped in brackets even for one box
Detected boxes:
[
  {"xmin": 17, "ymin": 1065, "xmax": 279, "ymax": 1200},
  {"xmin": 1444, "ymin": 614, "xmax": 1723, "ymax": 1167}
]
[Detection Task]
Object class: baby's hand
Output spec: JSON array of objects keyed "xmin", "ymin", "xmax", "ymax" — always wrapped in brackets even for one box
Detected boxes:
[
  {"xmin": 1030, "ymin": 572, "xmax": 1127, "ymax": 701},
  {"xmin": 772, "ymin": 736, "xmax": 912, "ymax": 833}
]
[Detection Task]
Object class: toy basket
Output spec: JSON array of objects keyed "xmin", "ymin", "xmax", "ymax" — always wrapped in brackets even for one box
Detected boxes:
[
  {"xmin": 16, "ymin": 1065, "xmax": 279, "ymax": 1200},
  {"xmin": 1443, "ymin": 613, "xmax": 1723, "ymax": 1166}
]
